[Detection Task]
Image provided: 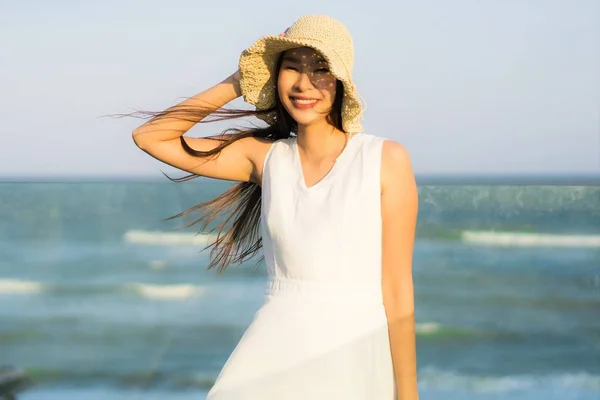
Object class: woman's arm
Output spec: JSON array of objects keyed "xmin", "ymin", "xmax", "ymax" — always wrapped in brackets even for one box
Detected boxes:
[
  {"xmin": 380, "ymin": 140, "xmax": 419, "ymax": 399},
  {"xmin": 132, "ymin": 72, "xmax": 270, "ymax": 184}
]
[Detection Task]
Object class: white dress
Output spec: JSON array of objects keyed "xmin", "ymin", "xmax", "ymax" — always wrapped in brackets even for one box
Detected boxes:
[{"xmin": 207, "ymin": 132, "xmax": 396, "ymax": 399}]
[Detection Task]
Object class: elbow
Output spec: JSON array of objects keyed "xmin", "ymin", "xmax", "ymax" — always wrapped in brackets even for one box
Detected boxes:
[
  {"xmin": 383, "ymin": 300, "xmax": 414, "ymax": 322},
  {"xmin": 382, "ymin": 268, "xmax": 415, "ymax": 318},
  {"xmin": 383, "ymin": 302, "xmax": 415, "ymax": 328},
  {"xmin": 132, "ymin": 128, "xmax": 148, "ymax": 149},
  {"xmin": 382, "ymin": 289, "xmax": 415, "ymax": 321}
]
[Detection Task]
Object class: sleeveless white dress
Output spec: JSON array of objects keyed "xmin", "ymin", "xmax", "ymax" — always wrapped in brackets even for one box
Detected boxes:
[{"xmin": 207, "ymin": 132, "xmax": 396, "ymax": 399}]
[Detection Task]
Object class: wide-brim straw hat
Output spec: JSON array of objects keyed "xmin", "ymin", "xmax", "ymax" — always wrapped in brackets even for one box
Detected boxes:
[{"xmin": 238, "ymin": 15, "xmax": 364, "ymax": 133}]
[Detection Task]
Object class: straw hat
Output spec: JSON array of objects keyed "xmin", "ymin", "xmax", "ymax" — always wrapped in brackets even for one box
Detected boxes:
[{"xmin": 238, "ymin": 15, "xmax": 364, "ymax": 133}]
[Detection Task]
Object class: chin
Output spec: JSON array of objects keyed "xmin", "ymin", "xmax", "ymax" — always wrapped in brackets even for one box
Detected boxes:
[
  {"xmin": 291, "ymin": 115, "xmax": 320, "ymax": 127},
  {"xmin": 286, "ymin": 109, "xmax": 327, "ymax": 129}
]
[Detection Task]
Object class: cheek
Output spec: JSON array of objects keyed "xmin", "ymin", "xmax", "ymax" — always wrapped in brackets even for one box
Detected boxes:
[
  {"xmin": 277, "ymin": 73, "xmax": 293, "ymax": 98},
  {"xmin": 313, "ymin": 76, "xmax": 337, "ymax": 100}
]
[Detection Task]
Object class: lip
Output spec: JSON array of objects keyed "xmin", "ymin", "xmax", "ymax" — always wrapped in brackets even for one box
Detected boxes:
[{"xmin": 290, "ymin": 96, "xmax": 320, "ymax": 110}]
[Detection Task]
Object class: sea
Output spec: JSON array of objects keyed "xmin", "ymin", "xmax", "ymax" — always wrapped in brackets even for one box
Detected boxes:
[{"xmin": 1, "ymin": 178, "xmax": 599, "ymax": 400}]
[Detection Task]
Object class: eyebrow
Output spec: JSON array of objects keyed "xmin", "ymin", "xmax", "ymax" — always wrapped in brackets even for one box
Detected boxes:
[{"xmin": 282, "ymin": 54, "xmax": 327, "ymax": 64}]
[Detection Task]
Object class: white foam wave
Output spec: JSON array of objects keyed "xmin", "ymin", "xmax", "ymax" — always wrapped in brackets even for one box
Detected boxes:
[
  {"xmin": 127, "ymin": 283, "xmax": 206, "ymax": 300},
  {"xmin": 416, "ymin": 322, "xmax": 442, "ymax": 334},
  {"xmin": 462, "ymin": 230, "xmax": 600, "ymax": 248},
  {"xmin": 419, "ymin": 368, "xmax": 600, "ymax": 393},
  {"xmin": 149, "ymin": 260, "xmax": 168, "ymax": 270},
  {"xmin": 123, "ymin": 230, "xmax": 217, "ymax": 246},
  {"xmin": 0, "ymin": 278, "xmax": 44, "ymax": 295}
]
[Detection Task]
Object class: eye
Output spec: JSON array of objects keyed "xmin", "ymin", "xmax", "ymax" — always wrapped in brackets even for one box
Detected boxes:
[
  {"xmin": 315, "ymin": 68, "xmax": 330, "ymax": 73},
  {"xmin": 284, "ymin": 65, "xmax": 299, "ymax": 71}
]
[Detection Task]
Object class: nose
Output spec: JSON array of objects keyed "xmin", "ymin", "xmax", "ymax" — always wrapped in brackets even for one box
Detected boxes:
[{"xmin": 294, "ymin": 72, "xmax": 314, "ymax": 92}]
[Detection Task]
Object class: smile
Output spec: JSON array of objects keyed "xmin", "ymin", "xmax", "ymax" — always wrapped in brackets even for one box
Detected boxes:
[{"xmin": 291, "ymin": 97, "xmax": 320, "ymax": 109}]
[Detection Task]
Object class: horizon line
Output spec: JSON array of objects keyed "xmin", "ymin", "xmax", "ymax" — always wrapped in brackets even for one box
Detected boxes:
[{"xmin": 0, "ymin": 173, "xmax": 598, "ymax": 186}]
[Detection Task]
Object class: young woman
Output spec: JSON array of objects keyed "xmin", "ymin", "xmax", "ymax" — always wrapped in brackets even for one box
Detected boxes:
[{"xmin": 132, "ymin": 15, "xmax": 419, "ymax": 400}]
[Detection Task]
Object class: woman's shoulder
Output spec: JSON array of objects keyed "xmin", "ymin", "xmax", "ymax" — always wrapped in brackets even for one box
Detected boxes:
[
  {"xmin": 247, "ymin": 135, "xmax": 293, "ymax": 157},
  {"xmin": 265, "ymin": 135, "xmax": 295, "ymax": 154},
  {"xmin": 252, "ymin": 135, "xmax": 295, "ymax": 185},
  {"xmin": 358, "ymin": 132, "xmax": 412, "ymax": 174},
  {"xmin": 376, "ymin": 135, "xmax": 415, "ymax": 192},
  {"xmin": 357, "ymin": 132, "xmax": 402, "ymax": 153},
  {"xmin": 360, "ymin": 132, "xmax": 407, "ymax": 151},
  {"xmin": 357, "ymin": 132, "xmax": 389, "ymax": 144}
]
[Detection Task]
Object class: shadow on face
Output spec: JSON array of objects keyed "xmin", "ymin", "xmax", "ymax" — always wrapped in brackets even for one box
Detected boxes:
[{"xmin": 275, "ymin": 47, "xmax": 345, "ymax": 132}]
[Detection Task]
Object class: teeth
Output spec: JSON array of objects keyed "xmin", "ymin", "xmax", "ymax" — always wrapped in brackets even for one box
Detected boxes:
[{"xmin": 293, "ymin": 98, "xmax": 317, "ymax": 105}]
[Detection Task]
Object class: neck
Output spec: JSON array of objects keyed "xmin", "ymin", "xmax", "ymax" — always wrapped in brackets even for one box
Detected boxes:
[{"xmin": 296, "ymin": 121, "xmax": 348, "ymax": 163}]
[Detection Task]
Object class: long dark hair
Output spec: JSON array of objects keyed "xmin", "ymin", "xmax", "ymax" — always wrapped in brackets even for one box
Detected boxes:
[{"xmin": 134, "ymin": 53, "xmax": 345, "ymax": 273}]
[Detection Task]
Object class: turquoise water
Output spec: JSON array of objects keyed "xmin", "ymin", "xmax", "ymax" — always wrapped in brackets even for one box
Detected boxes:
[{"xmin": 1, "ymin": 180, "xmax": 599, "ymax": 399}]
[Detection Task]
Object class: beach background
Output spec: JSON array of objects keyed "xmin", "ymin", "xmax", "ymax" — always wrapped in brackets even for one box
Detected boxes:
[
  {"xmin": 1, "ymin": 178, "xmax": 599, "ymax": 400},
  {"xmin": 2, "ymin": 0, "xmax": 598, "ymax": 398}
]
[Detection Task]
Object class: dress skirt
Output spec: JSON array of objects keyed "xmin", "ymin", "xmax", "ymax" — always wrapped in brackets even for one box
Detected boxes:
[{"xmin": 206, "ymin": 278, "xmax": 396, "ymax": 399}]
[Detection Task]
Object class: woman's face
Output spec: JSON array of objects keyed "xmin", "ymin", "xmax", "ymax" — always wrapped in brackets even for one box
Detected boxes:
[{"xmin": 277, "ymin": 47, "xmax": 338, "ymax": 129}]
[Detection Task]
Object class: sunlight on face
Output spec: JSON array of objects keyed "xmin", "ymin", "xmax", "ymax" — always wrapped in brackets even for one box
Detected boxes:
[{"xmin": 277, "ymin": 47, "xmax": 338, "ymax": 129}]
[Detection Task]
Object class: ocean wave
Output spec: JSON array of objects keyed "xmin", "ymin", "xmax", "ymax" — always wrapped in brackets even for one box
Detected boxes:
[
  {"xmin": 123, "ymin": 228, "xmax": 600, "ymax": 248},
  {"xmin": 21, "ymin": 367, "xmax": 600, "ymax": 393},
  {"xmin": 0, "ymin": 278, "xmax": 44, "ymax": 294},
  {"xmin": 123, "ymin": 230, "xmax": 218, "ymax": 246},
  {"xmin": 0, "ymin": 279, "xmax": 205, "ymax": 300},
  {"xmin": 23, "ymin": 368, "xmax": 216, "ymax": 389},
  {"xmin": 3, "ymin": 319, "xmax": 487, "ymax": 349},
  {"xmin": 415, "ymin": 322, "xmax": 483, "ymax": 340},
  {"xmin": 416, "ymin": 322, "xmax": 442, "ymax": 334},
  {"xmin": 126, "ymin": 283, "xmax": 206, "ymax": 300},
  {"xmin": 418, "ymin": 367, "xmax": 600, "ymax": 393},
  {"xmin": 461, "ymin": 230, "xmax": 600, "ymax": 248}
]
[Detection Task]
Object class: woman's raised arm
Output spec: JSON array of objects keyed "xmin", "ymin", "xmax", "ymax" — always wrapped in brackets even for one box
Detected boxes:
[{"xmin": 132, "ymin": 72, "xmax": 270, "ymax": 184}]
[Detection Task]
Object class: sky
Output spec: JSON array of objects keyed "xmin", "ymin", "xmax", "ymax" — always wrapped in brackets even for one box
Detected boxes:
[{"xmin": 1, "ymin": 0, "xmax": 598, "ymax": 178}]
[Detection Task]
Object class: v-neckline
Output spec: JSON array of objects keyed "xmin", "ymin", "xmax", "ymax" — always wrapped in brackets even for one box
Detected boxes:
[{"xmin": 294, "ymin": 133, "xmax": 362, "ymax": 191}]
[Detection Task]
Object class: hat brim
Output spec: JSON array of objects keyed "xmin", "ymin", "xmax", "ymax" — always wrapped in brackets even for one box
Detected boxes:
[{"xmin": 238, "ymin": 35, "xmax": 364, "ymax": 133}]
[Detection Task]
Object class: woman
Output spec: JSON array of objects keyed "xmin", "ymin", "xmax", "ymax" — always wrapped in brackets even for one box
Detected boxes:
[{"xmin": 132, "ymin": 15, "xmax": 419, "ymax": 400}]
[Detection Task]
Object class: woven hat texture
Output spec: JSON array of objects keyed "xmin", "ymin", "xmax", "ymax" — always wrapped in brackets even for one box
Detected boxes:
[{"xmin": 238, "ymin": 15, "xmax": 364, "ymax": 133}]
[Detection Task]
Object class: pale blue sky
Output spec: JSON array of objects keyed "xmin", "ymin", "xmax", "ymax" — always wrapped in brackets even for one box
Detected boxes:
[{"xmin": 1, "ymin": 0, "xmax": 598, "ymax": 177}]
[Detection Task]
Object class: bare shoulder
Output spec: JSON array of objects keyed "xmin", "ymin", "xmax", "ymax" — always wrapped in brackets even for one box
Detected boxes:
[
  {"xmin": 380, "ymin": 139, "xmax": 415, "ymax": 194},
  {"xmin": 241, "ymin": 136, "xmax": 276, "ymax": 185}
]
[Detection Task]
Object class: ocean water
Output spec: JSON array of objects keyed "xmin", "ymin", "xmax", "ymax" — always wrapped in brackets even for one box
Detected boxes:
[{"xmin": 1, "ymin": 180, "xmax": 599, "ymax": 399}]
